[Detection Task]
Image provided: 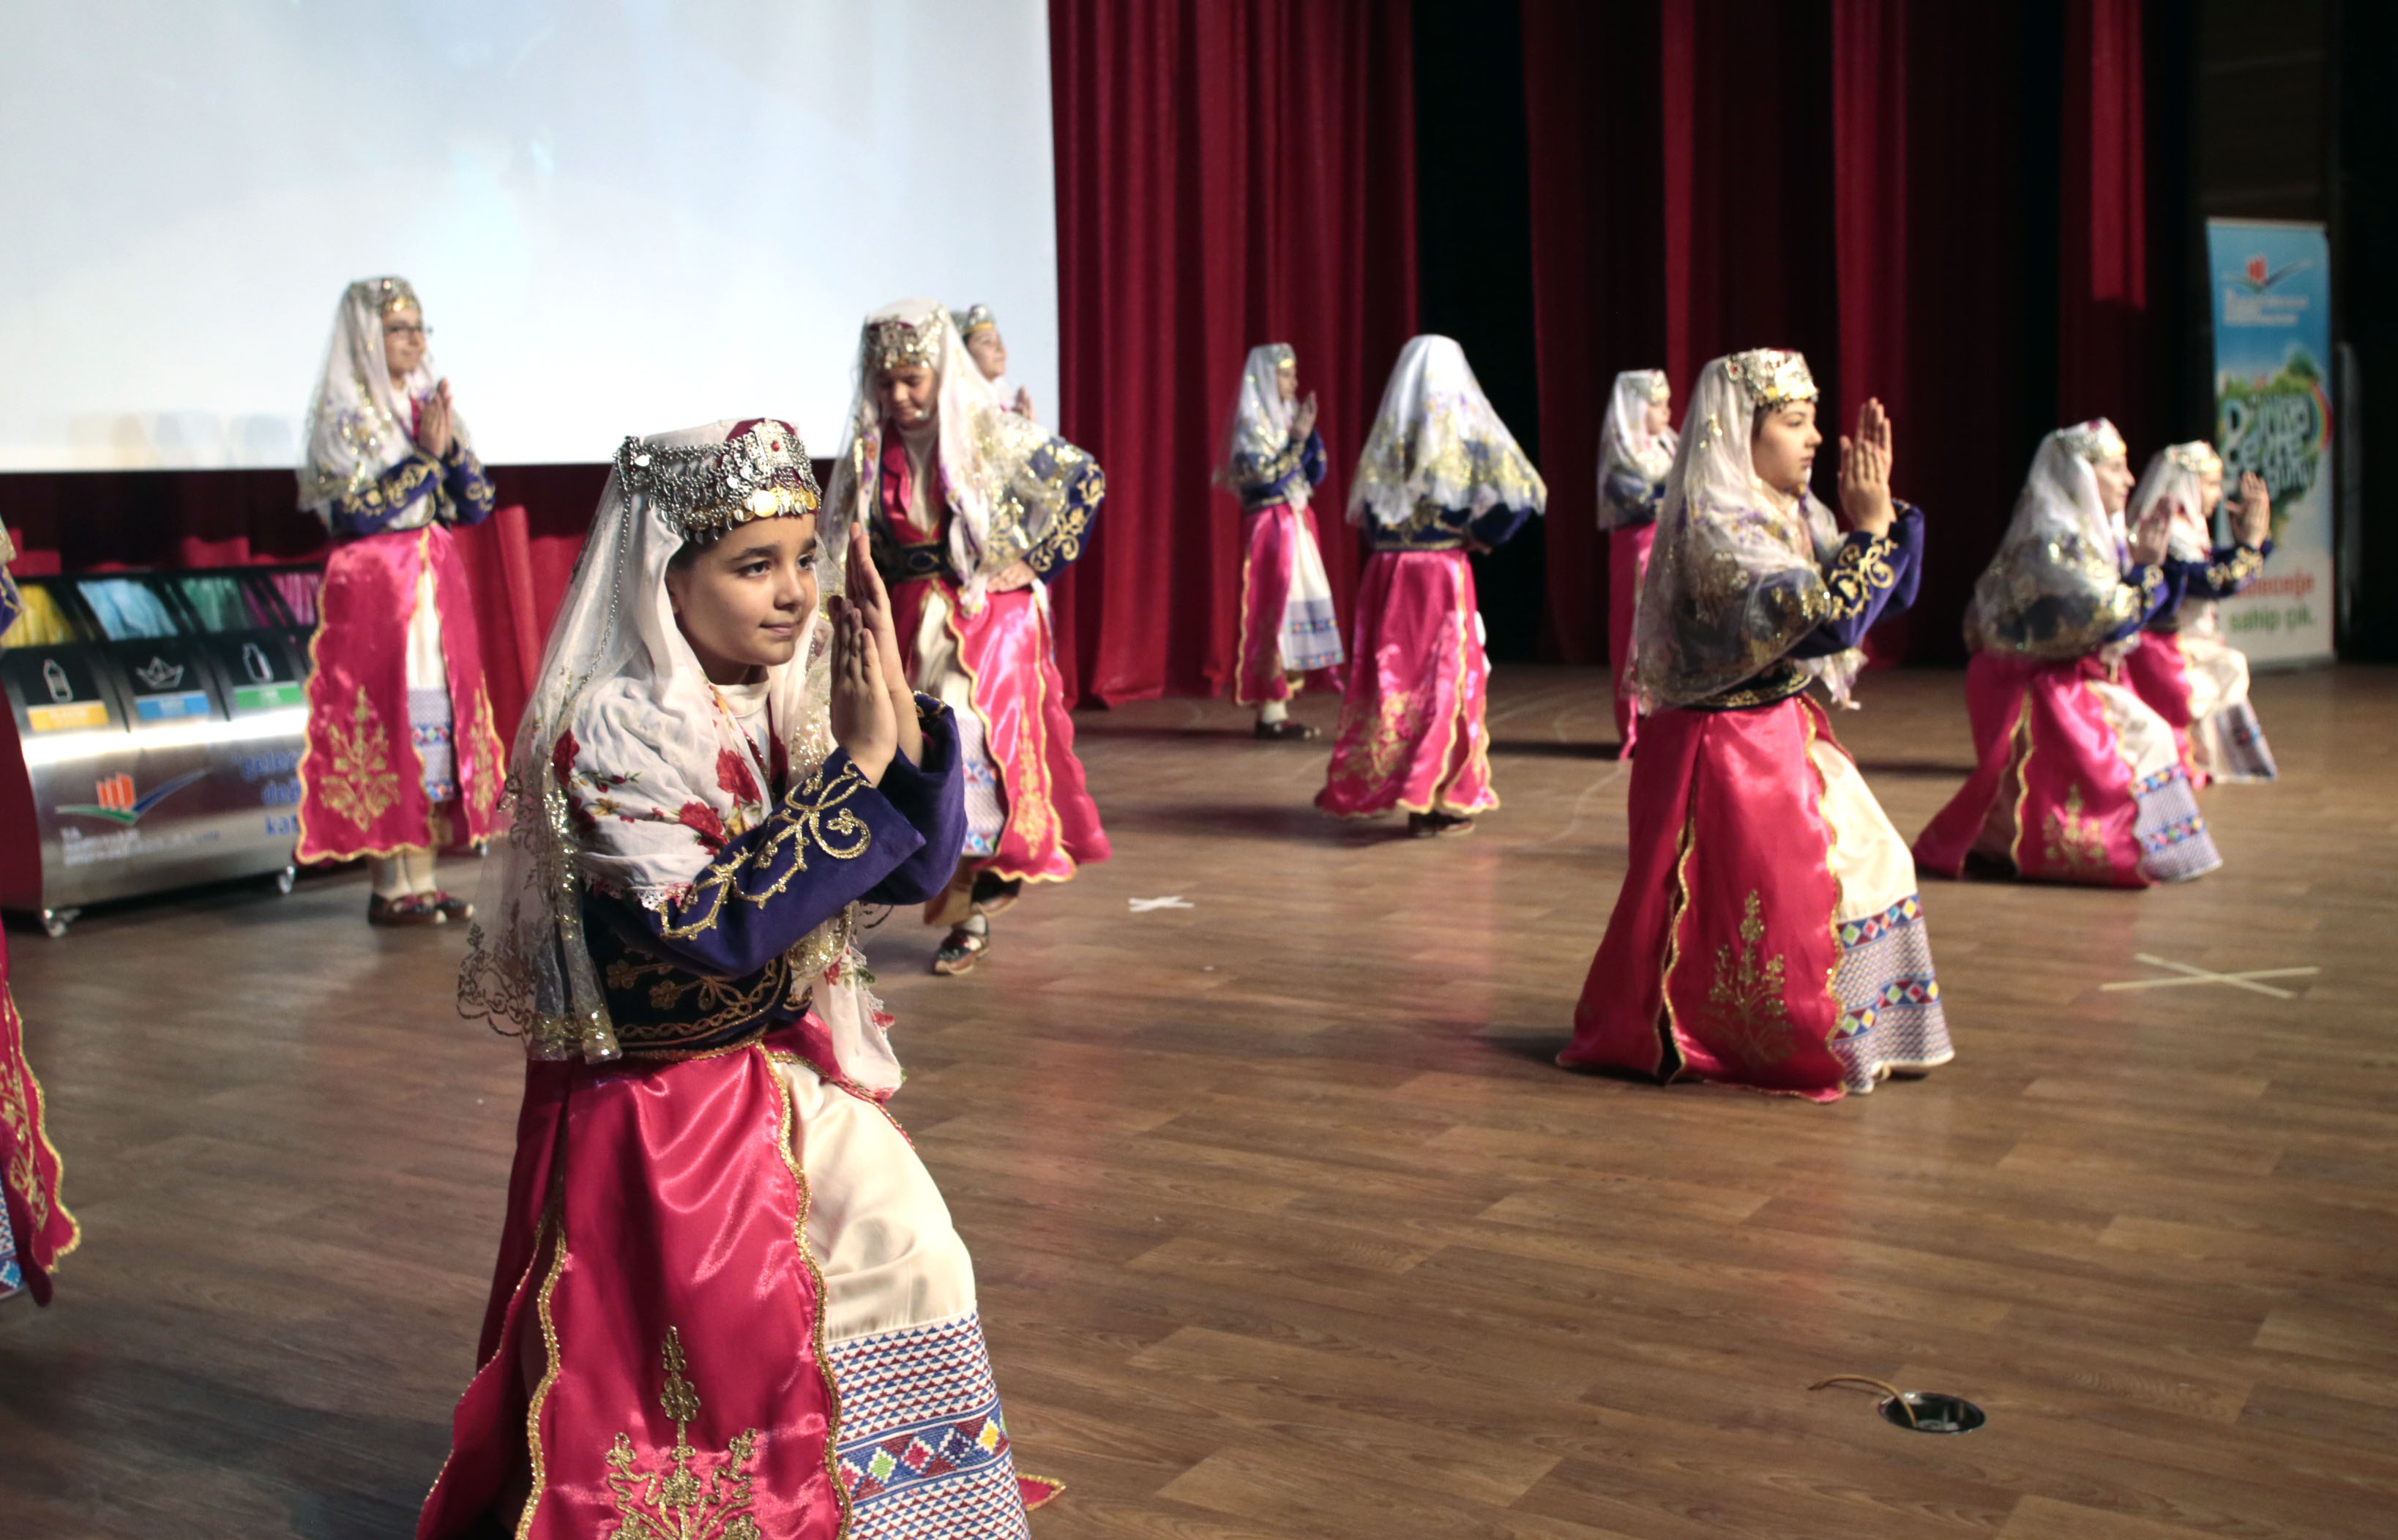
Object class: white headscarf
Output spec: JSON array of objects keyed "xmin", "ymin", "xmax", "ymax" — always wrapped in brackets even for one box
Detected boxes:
[
  {"xmin": 2129, "ymin": 441, "xmax": 2222, "ymax": 563},
  {"xmin": 825, "ymin": 296, "xmax": 1073, "ymax": 608},
  {"xmin": 1348, "ymin": 335, "xmax": 1546, "ymax": 529},
  {"xmin": 1963, "ymin": 419, "xmax": 2145, "ymax": 659},
  {"xmin": 457, "ymin": 419, "xmax": 896, "ymax": 1088},
  {"xmin": 1630, "ymin": 350, "xmax": 1861, "ymax": 709},
  {"xmin": 1596, "ymin": 368, "xmax": 1676, "ymax": 529},
  {"xmin": 1219, "ymin": 343, "xmax": 1304, "ymax": 508},
  {"xmin": 297, "ymin": 276, "xmax": 468, "ymax": 517}
]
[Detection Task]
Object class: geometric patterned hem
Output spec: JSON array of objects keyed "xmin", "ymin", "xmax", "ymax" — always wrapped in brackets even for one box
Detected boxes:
[
  {"xmin": 2196, "ymin": 700, "xmax": 2278, "ymax": 783},
  {"xmin": 1279, "ymin": 597, "xmax": 1345, "ymax": 676},
  {"xmin": 408, "ymin": 686, "xmax": 457, "ymax": 803},
  {"xmin": 2131, "ymin": 765, "xmax": 2222, "ymax": 883},
  {"xmin": 1829, "ymin": 894, "xmax": 1954, "ymax": 1094},
  {"xmin": 829, "ymin": 1311, "xmax": 1031, "ymax": 1540},
  {"xmin": 0, "ymin": 1199, "xmax": 18, "ymax": 1297}
]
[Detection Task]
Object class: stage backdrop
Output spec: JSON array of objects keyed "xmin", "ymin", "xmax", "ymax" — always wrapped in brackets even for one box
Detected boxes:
[
  {"xmin": 1045, "ymin": 0, "xmax": 1419, "ymax": 704},
  {"xmin": 2205, "ymin": 219, "xmax": 2335, "ymax": 666},
  {"xmin": 0, "ymin": 0, "xmax": 1058, "ymax": 471}
]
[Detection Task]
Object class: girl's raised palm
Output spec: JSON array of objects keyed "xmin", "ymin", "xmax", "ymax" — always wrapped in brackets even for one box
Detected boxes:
[
  {"xmin": 844, "ymin": 520, "xmax": 921, "ymax": 765},
  {"xmin": 829, "ymin": 602, "xmax": 897, "ymax": 785}
]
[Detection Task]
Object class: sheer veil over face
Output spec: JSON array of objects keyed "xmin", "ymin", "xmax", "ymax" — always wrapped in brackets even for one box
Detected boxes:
[
  {"xmin": 457, "ymin": 419, "xmax": 899, "ymax": 1082},
  {"xmin": 1601, "ymin": 369, "xmax": 1677, "ymax": 485},
  {"xmin": 1219, "ymin": 343, "xmax": 1304, "ymax": 506},
  {"xmin": 824, "ymin": 295, "xmax": 1090, "ymax": 604},
  {"xmin": 1630, "ymin": 350, "xmax": 1860, "ymax": 709},
  {"xmin": 2129, "ymin": 441, "xmax": 2223, "ymax": 563},
  {"xmin": 298, "ymin": 275, "xmax": 468, "ymax": 516},
  {"xmin": 1963, "ymin": 419, "xmax": 2147, "ymax": 659},
  {"xmin": 1348, "ymin": 335, "xmax": 1546, "ymax": 528}
]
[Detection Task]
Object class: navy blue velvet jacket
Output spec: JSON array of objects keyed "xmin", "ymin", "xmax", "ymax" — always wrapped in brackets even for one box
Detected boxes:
[
  {"xmin": 1367, "ymin": 496, "xmax": 1538, "ymax": 553},
  {"xmin": 580, "ymin": 699, "xmax": 966, "ymax": 1054},
  {"xmin": 327, "ymin": 441, "xmax": 496, "ymax": 540},
  {"xmin": 1231, "ymin": 429, "xmax": 1327, "ymax": 514}
]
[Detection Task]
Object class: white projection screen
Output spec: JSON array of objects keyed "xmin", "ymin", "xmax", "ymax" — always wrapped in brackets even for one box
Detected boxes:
[{"xmin": 0, "ymin": 1, "xmax": 1058, "ymax": 471}]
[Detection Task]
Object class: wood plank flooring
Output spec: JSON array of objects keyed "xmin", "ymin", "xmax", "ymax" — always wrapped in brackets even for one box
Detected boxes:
[{"xmin": 3, "ymin": 663, "xmax": 2394, "ymax": 1539}]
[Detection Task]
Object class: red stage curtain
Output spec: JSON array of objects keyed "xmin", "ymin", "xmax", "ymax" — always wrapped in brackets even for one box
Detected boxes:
[
  {"xmin": 1522, "ymin": 0, "xmax": 2151, "ymax": 668},
  {"xmin": 2058, "ymin": 0, "xmax": 2154, "ymax": 444},
  {"xmin": 1047, "ymin": 0, "xmax": 1418, "ymax": 705}
]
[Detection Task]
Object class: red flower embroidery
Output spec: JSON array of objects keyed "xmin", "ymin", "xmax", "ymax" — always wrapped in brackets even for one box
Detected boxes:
[
  {"xmin": 717, "ymin": 747, "xmax": 761, "ymax": 805},
  {"xmin": 676, "ymin": 800, "xmax": 728, "ymax": 853},
  {"xmin": 551, "ymin": 729, "xmax": 580, "ymax": 788}
]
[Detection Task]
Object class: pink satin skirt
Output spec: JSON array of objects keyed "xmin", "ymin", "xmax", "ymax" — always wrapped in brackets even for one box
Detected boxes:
[
  {"xmin": 1560, "ymin": 694, "xmax": 1951, "ymax": 1101},
  {"xmin": 1913, "ymin": 651, "xmax": 2221, "ymax": 886},
  {"xmin": 1316, "ymin": 550, "xmax": 1496, "ymax": 818}
]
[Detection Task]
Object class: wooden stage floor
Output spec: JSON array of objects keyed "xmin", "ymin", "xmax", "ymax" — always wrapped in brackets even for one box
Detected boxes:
[{"xmin": 4, "ymin": 663, "xmax": 2394, "ymax": 1539}]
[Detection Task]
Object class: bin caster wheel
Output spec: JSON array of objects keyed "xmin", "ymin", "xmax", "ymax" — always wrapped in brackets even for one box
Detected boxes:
[
  {"xmin": 40, "ymin": 908, "xmax": 79, "ymax": 938},
  {"xmin": 274, "ymin": 866, "xmax": 297, "ymax": 895}
]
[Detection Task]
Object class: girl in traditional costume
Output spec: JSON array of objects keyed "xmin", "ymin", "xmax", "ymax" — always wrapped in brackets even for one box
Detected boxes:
[
  {"xmin": 1596, "ymin": 368, "xmax": 1676, "ymax": 753},
  {"xmin": 1558, "ymin": 350, "xmax": 1952, "ymax": 1100},
  {"xmin": 956, "ymin": 304, "xmax": 1035, "ymax": 420},
  {"xmin": 1317, "ymin": 335, "xmax": 1545, "ymax": 836},
  {"xmin": 294, "ymin": 277, "xmax": 507, "ymax": 924},
  {"xmin": 1913, "ymin": 420, "xmax": 2249, "ymax": 886},
  {"xmin": 1220, "ymin": 343, "xmax": 1344, "ymax": 739},
  {"xmin": 2120, "ymin": 442, "xmax": 2278, "ymax": 783},
  {"xmin": 428, "ymin": 417, "xmax": 1051, "ymax": 1539},
  {"xmin": 0, "ymin": 545, "xmax": 78, "ymax": 1307},
  {"xmin": 830, "ymin": 298, "xmax": 1110, "ymax": 976}
]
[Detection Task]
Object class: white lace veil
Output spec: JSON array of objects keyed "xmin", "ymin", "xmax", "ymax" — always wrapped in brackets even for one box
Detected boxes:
[
  {"xmin": 297, "ymin": 276, "xmax": 468, "ymax": 517},
  {"xmin": 1348, "ymin": 335, "xmax": 1546, "ymax": 528},
  {"xmin": 2130, "ymin": 441, "xmax": 2221, "ymax": 563},
  {"xmin": 825, "ymin": 297, "xmax": 1012, "ymax": 604},
  {"xmin": 1597, "ymin": 367, "xmax": 1678, "ymax": 525},
  {"xmin": 457, "ymin": 419, "xmax": 897, "ymax": 1089},
  {"xmin": 1218, "ymin": 343, "xmax": 1304, "ymax": 509},
  {"xmin": 1630, "ymin": 350, "xmax": 1860, "ymax": 709},
  {"xmin": 1962, "ymin": 419, "xmax": 2144, "ymax": 658}
]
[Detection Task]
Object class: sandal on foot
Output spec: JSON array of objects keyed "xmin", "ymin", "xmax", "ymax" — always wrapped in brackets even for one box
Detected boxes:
[
  {"xmin": 430, "ymin": 889, "xmax": 474, "ymax": 922},
  {"xmin": 933, "ymin": 927, "xmax": 988, "ymax": 976},
  {"xmin": 369, "ymin": 892, "xmax": 447, "ymax": 927},
  {"xmin": 1407, "ymin": 810, "xmax": 1476, "ymax": 839},
  {"xmin": 1254, "ymin": 719, "xmax": 1320, "ymax": 741}
]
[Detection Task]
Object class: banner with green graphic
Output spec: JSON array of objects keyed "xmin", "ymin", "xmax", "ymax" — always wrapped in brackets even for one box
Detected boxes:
[{"xmin": 2206, "ymin": 218, "xmax": 2334, "ymax": 665}]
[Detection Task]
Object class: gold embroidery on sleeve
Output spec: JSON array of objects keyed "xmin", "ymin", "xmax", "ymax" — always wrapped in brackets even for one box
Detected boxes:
[
  {"xmin": 2203, "ymin": 545, "xmax": 2264, "ymax": 592},
  {"xmin": 1821, "ymin": 534, "xmax": 1898, "ymax": 621},
  {"xmin": 657, "ymin": 762, "xmax": 874, "ymax": 940}
]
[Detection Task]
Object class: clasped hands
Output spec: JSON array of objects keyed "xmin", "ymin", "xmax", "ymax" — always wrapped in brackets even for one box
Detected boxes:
[
  {"xmin": 828, "ymin": 520, "xmax": 924, "ymax": 787},
  {"xmin": 1837, "ymin": 397, "xmax": 1902, "ymax": 539}
]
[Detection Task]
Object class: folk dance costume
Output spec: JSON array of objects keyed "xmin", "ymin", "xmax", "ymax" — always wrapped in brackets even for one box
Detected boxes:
[
  {"xmin": 1558, "ymin": 351, "xmax": 1953, "ymax": 1099},
  {"xmin": 427, "ymin": 420, "xmax": 1050, "ymax": 1539},
  {"xmin": 1317, "ymin": 336, "xmax": 1545, "ymax": 833},
  {"xmin": 829, "ymin": 299, "xmax": 1109, "ymax": 974},
  {"xmin": 294, "ymin": 277, "xmax": 506, "ymax": 922},
  {"xmin": 2120, "ymin": 443, "xmax": 2277, "ymax": 784},
  {"xmin": 955, "ymin": 304, "xmax": 1034, "ymax": 421},
  {"xmin": 1596, "ymin": 368, "xmax": 1677, "ymax": 751},
  {"xmin": 1915, "ymin": 422, "xmax": 2250, "ymax": 886},
  {"xmin": 1221, "ymin": 345, "xmax": 1345, "ymax": 733},
  {"xmin": 0, "ymin": 555, "xmax": 78, "ymax": 1306}
]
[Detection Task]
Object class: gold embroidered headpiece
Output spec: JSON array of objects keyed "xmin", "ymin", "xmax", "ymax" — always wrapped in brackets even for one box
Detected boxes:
[
  {"xmin": 1725, "ymin": 349, "xmax": 1817, "ymax": 409},
  {"xmin": 1643, "ymin": 369, "xmax": 1672, "ymax": 403},
  {"xmin": 2166, "ymin": 440, "xmax": 2222, "ymax": 476},
  {"xmin": 617, "ymin": 419, "xmax": 822, "ymax": 541},
  {"xmin": 2058, "ymin": 418, "xmax": 2128, "ymax": 463},
  {"xmin": 954, "ymin": 303, "xmax": 998, "ymax": 339},
  {"xmin": 864, "ymin": 309, "xmax": 947, "ymax": 371},
  {"xmin": 363, "ymin": 276, "xmax": 421, "ymax": 317}
]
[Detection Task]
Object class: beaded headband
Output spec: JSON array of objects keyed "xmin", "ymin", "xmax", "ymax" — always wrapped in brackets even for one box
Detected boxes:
[
  {"xmin": 864, "ymin": 309, "xmax": 947, "ymax": 371},
  {"xmin": 1725, "ymin": 348, "xmax": 1818, "ymax": 409},
  {"xmin": 1643, "ymin": 370, "xmax": 1671, "ymax": 403},
  {"xmin": 363, "ymin": 276, "xmax": 420, "ymax": 318},
  {"xmin": 955, "ymin": 303, "xmax": 998, "ymax": 339},
  {"xmin": 616, "ymin": 419, "xmax": 822, "ymax": 540},
  {"xmin": 2058, "ymin": 418, "xmax": 2128, "ymax": 463},
  {"xmin": 2166, "ymin": 440, "xmax": 2223, "ymax": 476}
]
